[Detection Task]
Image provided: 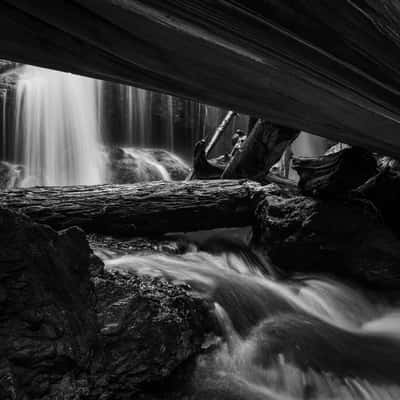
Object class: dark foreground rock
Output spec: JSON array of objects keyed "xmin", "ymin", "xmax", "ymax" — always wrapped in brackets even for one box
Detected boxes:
[
  {"xmin": 0, "ymin": 208, "xmax": 212, "ymax": 399},
  {"xmin": 292, "ymin": 147, "xmax": 377, "ymax": 197},
  {"xmin": 355, "ymin": 168, "xmax": 400, "ymax": 239},
  {"xmin": 253, "ymin": 191, "xmax": 400, "ymax": 289},
  {"xmin": 0, "ymin": 208, "xmax": 97, "ymax": 399}
]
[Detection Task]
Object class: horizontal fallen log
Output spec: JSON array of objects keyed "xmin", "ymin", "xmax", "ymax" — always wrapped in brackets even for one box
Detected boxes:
[{"xmin": 0, "ymin": 180, "xmax": 261, "ymax": 235}]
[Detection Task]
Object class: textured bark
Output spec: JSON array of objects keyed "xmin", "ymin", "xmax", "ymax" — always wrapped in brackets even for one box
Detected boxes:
[
  {"xmin": 222, "ymin": 120, "xmax": 299, "ymax": 181},
  {"xmin": 292, "ymin": 147, "xmax": 377, "ymax": 197},
  {"xmin": 253, "ymin": 190, "xmax": 400, "ymax": 289},
  {"xmin": 1, "ymin": 2, "xmax": 400, "ymax": 155},
  {"xmin": 0, "ymin": 208, "xmax": 214, "ymax": 399},
  {"xmin": 0, "ymin": 180, "xmax": 262, "ymax": 235}
]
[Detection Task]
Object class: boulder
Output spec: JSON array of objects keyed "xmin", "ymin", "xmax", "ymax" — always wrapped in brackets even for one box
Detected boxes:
[
  {"xmin": 0, "ymin": 161, "xmax": 24, "ymax": 189},
  {"xmin": 292, "ymin": 147, "xmax": 377, "ymax": 197},
  {"xmin": 253, "ymin": 192, "xmax": 400, "ymax": 289},
  {"xmin": 0, "ymin": 208, "xmax": 213, "ymax": 399},
  {"xmin": 146, "ymin": 149, "xmax": 190, "ymax": 181},
  {"xmin": 91, "ymin": 268, "xmax": 213, "ymax": 399},
  {"xmin": 106, "ymin": 147, "xmax": 190, "ymax": 183},
  {"xmin": 0, "ymin": 208, "xmax": 97, "ymax": 399}
]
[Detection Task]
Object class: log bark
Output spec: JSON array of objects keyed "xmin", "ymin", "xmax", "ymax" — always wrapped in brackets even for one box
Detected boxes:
[
  {"xmin": 0, "ymin": 180, "xmax": 261, "ymax": 235},
  {"xmin": 292, "ymin": 147, "xmax": 377, "ymax": 197},
  {"xmin": 222, "ymin": 120, "xmax": 299, "ymax": 181},
  {"xmin": 2, "ymin": 2, "xmax": 400, "ymax": 155}
]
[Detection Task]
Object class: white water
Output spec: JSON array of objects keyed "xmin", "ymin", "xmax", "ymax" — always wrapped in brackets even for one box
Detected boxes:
[
  {"xmin": 2, "ymin": 90, "xmax": 6, "ymax": 160},
  {"xmin": 14, "ymin": 66, "xmax": 105, "ymax": 186},
  {"xmin": 122, "ymin": 147, "xmax": 171, "ymax": 181},
  {"xmin": 99, "ymin": 233, "xmax": 400, "ymax": 399}
]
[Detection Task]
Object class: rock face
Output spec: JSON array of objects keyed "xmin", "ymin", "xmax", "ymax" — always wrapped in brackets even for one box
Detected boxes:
[
  {"xmin": 253, "ymin": 191, "xmax": 400, "ymax": 289},
  {"xmin": 0, "ymin": 208, "xmax": 212, "ymax": 399},
  {"xmin": 0, "ymin": 208, "xmax": 97, "ymax": 399}
]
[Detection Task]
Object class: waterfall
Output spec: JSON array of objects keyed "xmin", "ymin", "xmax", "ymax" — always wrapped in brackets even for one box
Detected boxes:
[
  {"xmin": 0, "ymin": 62, "xmax": 250, "ymax": 186},
  {"xmin": 123, "ymin": 86, "xmax": 153, "ymax": 146},
  {"xmin": 1, "ymin": 90, "xmax": 6, "ymax": 160},
  {"xmin": 14, "ymin": 65, "xmax": 105, "ymax": 186}
]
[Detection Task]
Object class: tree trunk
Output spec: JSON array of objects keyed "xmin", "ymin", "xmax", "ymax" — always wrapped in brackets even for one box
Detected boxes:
[
  {"xmin": 0, "ymin": 180, "xmax": 261, "ymax": 235},
  {"xmin": 222, "ymin": 119, "xmax": 299, "ymax": 181}
]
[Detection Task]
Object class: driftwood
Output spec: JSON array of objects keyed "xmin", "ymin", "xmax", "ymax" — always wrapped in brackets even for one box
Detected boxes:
[
  {"xmin": 189, "ymin": 140, "xmax": 227, "ymax": 180},
  {"xmin": 222, "ymin": 119, "xmax": 299, "ymax": 181},
  {"xmin": 292, "ymin": 147, "xmax": 377, "ymax": 197},
  {"xmin": 0, "ymin": 180, "xmax": 261, "ymax": 235}
]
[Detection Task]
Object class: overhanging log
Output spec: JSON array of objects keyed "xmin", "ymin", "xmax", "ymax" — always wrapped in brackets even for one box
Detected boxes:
[
  {"xmin": 0, "ymin": 180, "xmax": 261, "ymax": 235},
  {"xmin": 0, "ymin": 1, "xmax": 400, "ymax": 155}
]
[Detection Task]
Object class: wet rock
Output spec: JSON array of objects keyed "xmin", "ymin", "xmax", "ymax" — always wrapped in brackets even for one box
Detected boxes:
[
  {"xmin": 146, "ymin": 148, "xmax": 189, "ymax": 180},
  {"xmin": 0, "ymin": 161, "xmax": 25, "ymax": 189},
  {"xmin": 292, "ymin": 147, "xmax": 377, "ymax": 197},
  {"xmin": 0, "ymin": 207, "xmax": 97, "ymax": 399},
  {"xmin": 90, "ymin": 267, "xmax": 214, "ymax": 399},
  {"xmin": 0, "ymin": 208, "xmax": 213, "ymax": 399},
  {"xmin": 253, "ymin": 194, "xmax": 400, "ymax": 289},
  {"xmin": 106, "ymin": 147, "xmax": 189, "ymax": 184}
]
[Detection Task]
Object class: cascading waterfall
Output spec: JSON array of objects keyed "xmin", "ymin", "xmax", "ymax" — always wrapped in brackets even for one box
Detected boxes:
[
  {"xmin": 14, "ymin": 66, "xmax": 105, "ymax": 186},
  {"xmin": 1, "ymin": 90, "xmax": 6, "ymax": 160},
  {"xmin": 99, "ymin": 232, "xmax": 400, "ymax": 400}
]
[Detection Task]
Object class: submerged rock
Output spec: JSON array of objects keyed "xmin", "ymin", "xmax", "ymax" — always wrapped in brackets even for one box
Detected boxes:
[
  {"xmin": 0, "ymin": 208, "xmax": 212, "ymax": 399},
  {"xmin": 253, "ymin": 191, "xmax": 400, "ymax": 289}
]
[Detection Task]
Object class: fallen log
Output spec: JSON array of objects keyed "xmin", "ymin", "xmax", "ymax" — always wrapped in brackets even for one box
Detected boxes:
[
  {"xmin": 221, "ymin": 120, "xmax": 299, "ymax": 181},
  {"xmin": 292, "ymin": 147, "xmax": 377, "ymax": 197},
  {"xmin": 0, "ymin": 180, "xmax": 261, "ymax": 235}
]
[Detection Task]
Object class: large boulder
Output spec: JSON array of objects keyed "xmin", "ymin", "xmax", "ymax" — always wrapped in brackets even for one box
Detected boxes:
[
  {"xmin": 0, "ymin": 208, "xmax": 213, "ymax": 399},
  {"xmin": 0, "ymin": 208, "xmax": 97, "ymax": 399},
  {"xmin": 253, "ymin": 191, "xmax": 400, "ymax": 289}
]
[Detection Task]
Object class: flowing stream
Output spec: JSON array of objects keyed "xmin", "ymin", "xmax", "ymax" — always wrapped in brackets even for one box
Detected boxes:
[{"xmin": 99, "ymin": 232, "xmax": 400, "ymax": 400}]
